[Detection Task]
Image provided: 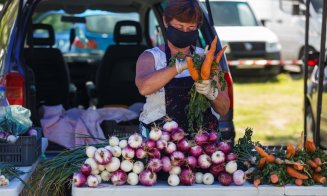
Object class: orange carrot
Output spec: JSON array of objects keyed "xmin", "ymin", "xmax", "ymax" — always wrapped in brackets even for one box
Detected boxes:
[
  {"xmin": 314, "ymin": 157, "xmax": 322, "ymax": 166},
  {"xmin": 258, "ymin": 157, "xmax": 266, "ymax": 169},
  {"xmin": 266, "ymin": 154, "xmax": 276, "ymax": 163},
  {"xmin": 253, "ymin": 179, "xmax": 261, "ymax": 187},
  {"xmin": 295, "ymin": 179, "xmax": 303, "ymax": 186},
  {"xmin": 270, "ymin": 174, "xmax": 279, "ymax": 184},
  {"xmin": 214, "ymin": 45, "xmax": 228, "ymax": 64},
  {"xmin": 293, "ymin": 162, "xmax": 304, "ymax": 171},
  {"xmin": 201, "ymin": 36, "xmax": 217, "ymax": 80},
  {"xmin": 186, "ymin": 57, "xmax": 199, "ymax": 81},
  {"xmin": 286, "ymin": 144, "xmax": 296, "ymax": 158},
  {"xmin": 305, "ymin": 139, "xmax": 316, "ymax": 153},
  {"xmin": 307, "ymin": 160, "xmax": 318, "ymax": 169},
  {"xmin": 255, "ymin": 146, "xmax": 269, "ymax": 158},
  {"xmin": 312, "ymin": 173, "xmax": 326, "ymax": 184},
  {"xmin": 286, "ymin": 167, "xmax": 308, "ymax": 180}
]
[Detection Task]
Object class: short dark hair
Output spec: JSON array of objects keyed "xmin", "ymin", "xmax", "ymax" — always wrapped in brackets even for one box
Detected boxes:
[{"xmin": 163, "ymin": 0, "xmax": 203, "ymax": 27}]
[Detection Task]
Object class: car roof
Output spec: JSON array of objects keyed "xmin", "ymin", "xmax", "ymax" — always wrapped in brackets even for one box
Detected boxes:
[{"xmin": 36, "ymin": 0, "xmax": 164, "ymax": 13}]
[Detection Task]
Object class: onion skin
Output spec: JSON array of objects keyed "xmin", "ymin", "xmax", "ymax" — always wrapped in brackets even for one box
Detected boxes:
[
  {"xmin": 177, "ymin": 139, "xmax": 191, "ymax": 152},
  {"xmin": 156, "ymin": 139, "xmax": 168, "ymax": 150},
  {"xmin": 208, "ymin": 131, "xmax": 218, "ymax": 142},
  {"xmin": 180, "ymin": 169, "xmax": 195, "ymax": 186},
  {"xmin": 80, "ymin": 164, "xmax": 92, "ymax": 176},
  {"xmin": 136, "ymin": 148, "xmax": 147, "ymax": 159},
  {"xmin": 139, "ymin": 170, "xmax": 157, "ymax": 186},
  {"xmin": 203, "ymin": 143, "xmax": 217, "ymax": 156},
  {"xmin": 163, "ymin": 120, "xmax": 178, "ymax": 132},
  {"xmin": 160, "ymin": 131, "xmax": 171, "ymax": 141},
  {"xmin": 111, "ymin": 170, "xmax": 127, "ymax": 186},
  {"xmin": 165, "ymin": 142, "xmax": 177, "ymax": 154},
  {"xmin": 233, "ymin": 170, "xmax": 246, "ymax": 186},
  {"xmin": 198, "ymin": 154, "xmax": 212, "ymax": 169},
  {"xmin": 210, "ymin": 163, "xmax": 225, "ymax": 176},
  {"xmin": 171, "ymin": 128, "xmax": 185, "ymax": 142},
  {"xmin": 148, "ymin": 148, "xmax": 161, "ymax": 159},
  {"xmin": 185, "ymin": 156, "xmax": 197, "ymax": 168},
  {"xmin": 144, "ymin": 140, "xmax": 156, "ymax": 149},
  {"xmin": 73, "ymin": 172, "xmax": 86, "ymax": 187},
  {"xmin": 87, "ymin": 175, "xmax": 99, "ymax": 187},
  {"xmin": 170, "ymin": 151, "xmax": 185, "ymax": 166},
  {"xmin": 218, "ymin": 172, "xmax": 233, "ymax": 186},
  {"xmin": 217, "ymin": 141, "xmax": 232, "ymax": 154},
  {"xmin": 194, "ymin": 132, "xmax": 209, "ymax": 146},
  {"xmin": 189, "ymin": 146, "xmax": 203, "ymax": 157},
  {"xmin": 161, "ymin": 156, "xmax": 172, "ymax": 172},
  {"xmin": 147, "ymin": 158, "xmax": 163, "ymax": 172},
  {"xmin": 128, "ymin": 133, "xmax": 143, "ymax": 149},
  {"xmin": 211, "ymin": 151, "xmax": 225, "ymax": 164}
]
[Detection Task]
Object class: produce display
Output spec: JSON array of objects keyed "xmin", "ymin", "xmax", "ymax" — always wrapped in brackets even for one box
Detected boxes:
[{"xmin": 0, "ymin": 162, "xmax": 26, "ymax": 187}]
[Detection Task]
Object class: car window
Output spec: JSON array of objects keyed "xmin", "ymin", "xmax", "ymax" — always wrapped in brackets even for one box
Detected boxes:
[{"xmin": 148, "ymin": 9, "xmax": 164, "ymax": 46}]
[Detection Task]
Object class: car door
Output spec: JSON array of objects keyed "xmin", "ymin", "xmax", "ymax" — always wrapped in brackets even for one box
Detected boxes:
[{"xmin": 320, "ymin": 65, "xmax": 327, "ymax": 148}]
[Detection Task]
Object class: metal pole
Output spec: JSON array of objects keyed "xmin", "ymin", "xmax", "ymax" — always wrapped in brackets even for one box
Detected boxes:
[
  {"xmin": 315, "ymin": 0, "xmax": 327, "ymax": 148},
  {"xmin": 303, "ymin": 0, "xmax": 310, "ymax": 142}
]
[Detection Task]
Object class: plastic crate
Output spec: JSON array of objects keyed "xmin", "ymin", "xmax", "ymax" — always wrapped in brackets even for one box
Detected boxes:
[
  {"xmin": 0, "ymin": 129, "xmax": 42, "ymax": 166},
  {"xmin": 101, "ymin": 120, "xmax": 139, "ymax": 139}
]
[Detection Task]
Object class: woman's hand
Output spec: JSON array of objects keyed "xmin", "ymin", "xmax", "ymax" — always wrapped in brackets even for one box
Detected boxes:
[{"xmin": 195, "ymin": 80, "xmax": 218, "ymax": 101}]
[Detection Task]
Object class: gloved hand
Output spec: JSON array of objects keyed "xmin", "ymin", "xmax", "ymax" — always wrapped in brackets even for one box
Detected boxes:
[
  {"xmin": 175, "ymin": 58, "xmax": 188, "ymax": 74},
  {"xmin": 195, "ymin": 80, "xmax": 219, "ymax": 101}
]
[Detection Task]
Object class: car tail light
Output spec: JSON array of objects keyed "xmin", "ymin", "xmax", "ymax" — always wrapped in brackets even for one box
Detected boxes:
[
  {"xmin": 73, "ymin": 38, "xmax": 98, "ymax": 49},
  {"xmin": 224, "ymin": 72, "xmax": 234, "ymax": 109},
  {"xmin": 87, "ymin": 39, "xmax": 98, "ymax": 49},
  {"xmin": 5, "ymin": 72, "xmax": 25, "ymax": 106},
  {"xmin": 307, "ymin": 58, "xmax": 318, "ymax": 67},
  {"xmin": 73, "ymin": 38, "xmax": 86, "ymax": 48}
]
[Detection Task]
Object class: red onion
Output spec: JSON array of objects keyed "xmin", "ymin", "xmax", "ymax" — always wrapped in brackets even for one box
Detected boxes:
[
  {"xmin": 160, "ymin": 131, "xmax": 171, "ymax": 141},
  {"xmin": 161, "ymin": 156, "xmax": 172, "ymax": 172},
  {"xmin": 211, "ymin": 151, "xmax": 225, "ymax": 164},
  {"xmin": 203, "ymin": 143, "xmax": 217, "ymax": 156},
  {"xmin": 185, "ymin": 156, "xmax": 197, "ymax": 168},
  {"xmin": 148, "ymin": 148, "xmax": 161, "ymax": 159},
  {"xmin": 122, "ymin": 146, "xmax": 135, "ymax": 160},
  {"xmin": 210, "ymin": 163, "xmax": 225, "ymax": 176},
  {"xmin": 208, "ymin": 130, "xmax": 219, "ymax": 142},
  {"xmin": 170, "ymin": 151, "xmax": 185, "ymax": 166},
  {"xmin": 156, "ymin": 139, "xmax": 167, "ymax": 150},
  {"xmin": 147, "ymin": 158, "xmax": 163, "ymax": 172},
  {"xmin": 218, "ymin": 172, "xmax": 232, "ymax": 186},
  {"xmin": 94, "ymin": 148, "xmax": 112, "ymax": 165},
  {"xmin": 80, "ymin": 164, "xmax": 92, "ymax": 176},
  {"xmin": 177, "ymin": 139, "xmax": 191, "ymax": 152},
  {"xmin": 165, "ymin": 142, "xmax": 177, "ymax": 154},
  {"xmin": 111, "ymin": 170, "xmax": 127, "ymax": 186},
  {"xmin": 139, "ymin": 170, "xmax": 157, "ymax": 186},
  {"xmin": 163, "ymin": 120, "xmax": 178, "ymax": 132},
  {"xmin": 73, "ymin": 172, "xmax": 86, "ymax": 187},
  {"xmin": 179, "ymin": 169, "xmax": 195, "ymax": 186},
  {"xmin": 226, "ymin": 153, "xmax": 237, "ymax": 161},
  {"xmin": 217, "ymin": 141, "xmax": 232, "ymax": 154},
  {"xmin": 144, "ymin": 140, "xmax": 156, "ymax": 149},
  {"xmin": 128, "ymin": 133, "xmax": 143, "ymax": 149},
  {"xmin": 194, "ymin": 132, "xmax": 209, "ymax": 146},
  {"xmin": 136, "ymin": 148, "xmax": 147, "ymax": 159},
  {"xmin": 198, "ymin": 154, "xmax": 212, "ymax": 169},
  {"xmin": 87, "ymin": 175, "xmax": 99, "ymax": 187},
  {"xmin": 171, "ymin": 128, "xmax": 185, "ymax": 142},
  {"xmin": 189, "ymin": 145, "xmax": 203, "ymax": 157}
]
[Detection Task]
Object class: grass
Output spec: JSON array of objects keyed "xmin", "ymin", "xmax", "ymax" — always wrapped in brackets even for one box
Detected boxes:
[{"xmin": 233, "ymin": 73, "xmax": 304, "ymax": 146}]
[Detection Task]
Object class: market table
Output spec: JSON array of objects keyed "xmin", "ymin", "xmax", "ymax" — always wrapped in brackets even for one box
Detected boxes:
[
  {"xmin": 72, "ymin": 181, "xmax": 327, "ymax": 196},
  {"xmin": 0, "ymin": 138, "xmax": 48, "ymax": 196}
]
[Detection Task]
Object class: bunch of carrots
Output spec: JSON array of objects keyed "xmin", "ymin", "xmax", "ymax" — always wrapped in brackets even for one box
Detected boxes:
[
  {"xmin": 252, "ymin": 139, "xmax": 327, "ymax": 187},
  {"xmin": 184, "ymin": 36, "xmax": 227, "ymax": 134}
]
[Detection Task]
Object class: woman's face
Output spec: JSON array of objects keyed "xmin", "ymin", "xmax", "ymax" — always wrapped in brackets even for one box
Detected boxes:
[{"xmin": 165, "ymin": 18, "xmax": 197, "ymax": 32}]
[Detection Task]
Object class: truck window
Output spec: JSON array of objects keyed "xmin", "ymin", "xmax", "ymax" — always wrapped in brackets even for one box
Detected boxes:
[{"xmin": 208, "ymin": 1, "xmax": 258, "ymax": 26}]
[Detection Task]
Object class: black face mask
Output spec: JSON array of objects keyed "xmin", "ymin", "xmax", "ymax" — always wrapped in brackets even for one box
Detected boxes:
[{"xmin": 166, "ymin": 25, "xmax": 198, "ymax": 48}]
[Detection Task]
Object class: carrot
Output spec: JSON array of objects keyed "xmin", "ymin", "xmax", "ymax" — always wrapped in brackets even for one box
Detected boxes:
[
  {"xmin": 295, "ymin": 179, "xmax": 303, "ymax": 186},
  {"xmin": 258, "ymin": 157, "xmax": 266, "ymax": 169},
  {"xmin": 270, "ymin": 174, "xmax": 279, "ymax": 184},
  {"xmin": 201, "ymin": 36, "xmax": 217, "ymax": 80},
  {"xmin": 186, "ymin": 57, "xmax": 199, "ymax": 81},
  {"xmin": 286, "ymin": 167, "xmax": 308, "ymax": 180},
  {"xmin": 286, "ymin": 144, "xmax": 296, "ymax": 158},
  {"xmin": 214, "ymin": 45, "xmax": 228, "ymax": 64},
  {"xmin": 293, "ymin": 162, "xmax": 304, "ymax": 171},
  {"xmin": 266, "ymin": 154, "xmax": 276, "ymax": 163},
  {"xmin": 305, "ymin": 139, "xmax": 316, "ymax": 153},
  {"xmin": 255, "ymin": 146, "xmax": 269, "ymax": 158},
  {"xmin": 312, "ymin": 173, "xmax": 326, "ymax": 184},
  {"xmin": 315, "ymin": 167, "xmax": 322, "ymax": 173},
  {"xmin": 307, "ymin": 160, "xmax": 318, "ymax": 169},
  {"xmin": 253, "ymin": 179, "xmax": 261, "ymax": 187},
  {"xmin": 314, "ymin": 157, "xmax": 322, "ymax": 166}
]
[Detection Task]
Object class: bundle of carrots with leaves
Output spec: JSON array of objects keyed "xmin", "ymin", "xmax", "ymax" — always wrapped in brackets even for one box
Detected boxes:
[{"xmin": 183, "ymin": 36, "xmax": 227, "ymax": 135}]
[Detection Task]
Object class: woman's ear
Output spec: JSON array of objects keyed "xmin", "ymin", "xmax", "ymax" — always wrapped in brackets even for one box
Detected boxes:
[{"xmin": 163, "ymin": 16, "xmax": 168, "ymax": 28}]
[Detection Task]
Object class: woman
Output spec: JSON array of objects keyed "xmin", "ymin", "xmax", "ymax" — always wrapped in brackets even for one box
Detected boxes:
[{"xmin": 135, "ymin": 0, "xmax": 230, "ymax": 138}]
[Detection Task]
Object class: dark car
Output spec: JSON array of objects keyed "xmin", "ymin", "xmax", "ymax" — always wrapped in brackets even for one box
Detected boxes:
[
  {"xmin": 306, "ymin": 52, "xmax": 327, "ymax": 149},
  {"xmin": 0, "ymin": 0, "xmax": 235, "ymax": 151}
]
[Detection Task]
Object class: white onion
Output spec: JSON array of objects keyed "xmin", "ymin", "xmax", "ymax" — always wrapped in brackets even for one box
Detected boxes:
[
  {"xmin": 149, "ymin": 127, "xmax": 162, "ymax": 141},
  {"xmin": 109, "ymin": 136, "xmax": 119, "ymax": 146},
  {"xmin": 100, "ymin": 170, "xmax": 111, "ymax": 182},
  {"xmin": 132, "ymin": 161, "xmax": 145, "ymax": 174},
  {"xmin": 128, "ymin": 133, "xmax": 143, "ymax": 149},
  {"xmin": 91, "ymin": 169, "xmax": 100, "ymax": 175},
  {"xmin": 87, "ymin": 175, "xmax": 99, "ymax": 187},
  {"xmin": 203, "ymin": 173, "xmax": 214, "ymax": 185},
  {"xmin": 169, "ymin": 166, "xmax": 181, "ymax": 175},
  {"xmin": 95, "ymin": 174, "xmax": 102, "ymax": 184},
  {"xmin": 198, "ymin": 154, "xmax": 212, "ymax": 169},
  {"xmin": 168, "ymin": 174, "xmax": 180, "ymax": 186},
  {"xmin": 122, "ymin": 146, "xmax": 135, "ymax": 160},
  {"xmin": 156, "ymin": 139, "xmax": 168, "ymax": 150},
  {"xmin": 111, "ymin": 170, "xmax": 127, "ymax": 186},
  {"xmin": 233, "ymin": 170, "xmax": 246, "ymax": 185},
  {"xmin": 119, "ymin": 140, "xmax": 128, "ymax": 148},
  {"xmin": 211, "ymin": 151, "xmax": 225, "ymax": 164},
  {"xmin": 105, "ymin": 157, "xmax": 120, "ymax": 172},
  {"xmin": 225, "ymin": 161, "xmax": 237, "ymax": 174},
  {"xmin": 163, "ymin": 120, "xmax": 178, "ymax": 132},
  {"xmin": 98, "ymin": 164, "xmax": 106, "ymax": 171},
  {"xmin": 139, "ymin": 170, "xmax": 157, "ymax": 186},
  {"xmin": 195, "ymin": 172, "xmax": 203, "ymax": 184},
  {"xmin": 86, "ymin": 146, "xmax": 97, "ymax": 158},
  {"xmin": 94, "ymin": 148, "xmax": 112, "ymax": 165},
  {"xmin": 127, "ymin": 172, "xmax": 139, "ymax": 185},
  {"xmin": 165, "ymin": 142, "xmax": 177, "ymax": 154},
  {"xmin": 120, "ymin": 159, "xmax": 134, "ymax": 172},
  {"xmin": 85, "ymin": 158, "xmax": 98, "ymax": 171},
  {"xmin": 109, "ymin": 146, "xmax": 122, "ymax": 157}
]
